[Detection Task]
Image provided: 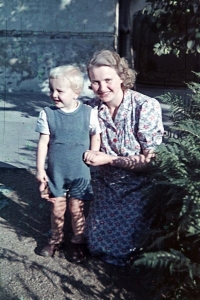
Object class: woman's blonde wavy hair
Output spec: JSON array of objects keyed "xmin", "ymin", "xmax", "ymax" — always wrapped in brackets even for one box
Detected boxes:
[{"xmin": 87, "ymin": 50, "xmax": 137, "ymax": 90}]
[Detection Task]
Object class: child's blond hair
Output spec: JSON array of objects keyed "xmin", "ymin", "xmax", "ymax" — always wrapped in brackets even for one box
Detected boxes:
[{"xmin": 49, "ymin": 65, "xmax": 84, "ymax": 94}]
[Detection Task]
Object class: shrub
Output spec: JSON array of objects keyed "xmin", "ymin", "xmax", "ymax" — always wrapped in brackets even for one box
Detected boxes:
[{"xmin": 132, "ymin": 73, "xmax": 200, "ymax": 299}]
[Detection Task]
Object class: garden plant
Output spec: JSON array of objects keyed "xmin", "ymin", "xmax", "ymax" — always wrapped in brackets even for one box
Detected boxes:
[{"xmin": 132, "ymin": 73, "xmax": 200, "ymax": 299}]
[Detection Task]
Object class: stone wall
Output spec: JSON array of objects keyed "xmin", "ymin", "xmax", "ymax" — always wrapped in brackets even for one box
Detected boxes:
[{"xmin": 0, "ymin": 0, "xmax": 118, "ymax": 93}]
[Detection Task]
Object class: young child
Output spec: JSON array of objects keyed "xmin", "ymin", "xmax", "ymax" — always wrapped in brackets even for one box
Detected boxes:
[{"xmin": 35, "ymin": 65, "xmax": 101, "ymax": 262}]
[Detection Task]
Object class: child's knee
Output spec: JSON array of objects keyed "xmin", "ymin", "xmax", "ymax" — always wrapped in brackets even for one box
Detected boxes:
[
  {"xmin": 51, "ymin": 197, "xmax": 66, "ymax": 215},
  {"xmin": 69, "ymin": 199, "xmax": 84, "ymax": 216}
]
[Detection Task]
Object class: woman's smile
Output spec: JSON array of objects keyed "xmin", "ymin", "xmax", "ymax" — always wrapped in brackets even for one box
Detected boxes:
[{"xmin": 98, "ymin": 91, "xmax": 110, "ymax": 97}]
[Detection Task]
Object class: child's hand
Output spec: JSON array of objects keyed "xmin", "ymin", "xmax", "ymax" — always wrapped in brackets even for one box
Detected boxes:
[
  {"xmin": 39, "ymin": 182, "xmax": 49, "ymax": 199},
  {"xmin": 36, "ymin": 170, "xmax": 50, "ymax": 200},
  {"xmin": 36, "ymin": 170, "xmax": 48, "ymax": 183},
  {"xmin": 39, "ymin": 182, "xmax": 56, "ymax": 203}
]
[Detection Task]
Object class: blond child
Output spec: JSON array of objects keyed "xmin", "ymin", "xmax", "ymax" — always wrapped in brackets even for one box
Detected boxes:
[{"xmin": 35, "ymin": 65, "xmax": 101, "ymax": 262}]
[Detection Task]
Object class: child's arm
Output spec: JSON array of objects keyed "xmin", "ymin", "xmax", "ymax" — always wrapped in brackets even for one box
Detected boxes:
[
  {"xmin": 36, "ymin": 133, "xmax": 50, "ymax": 198},
  {"xmin": 90, "ymin": 133, "xmax": 101, "ymax": 151},
  {"xmin": 89, "ymin": 107, "xmax": 101, "ymax": 151}
]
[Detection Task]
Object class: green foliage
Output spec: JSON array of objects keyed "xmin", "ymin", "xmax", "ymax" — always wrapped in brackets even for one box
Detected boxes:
[
  {"xmin": 143, "ymin": 0, "xmax": 200, "ymax": 57},
  {"xmin": 132, "ymin": 73, "xmax": 200, "ymax": 299}
]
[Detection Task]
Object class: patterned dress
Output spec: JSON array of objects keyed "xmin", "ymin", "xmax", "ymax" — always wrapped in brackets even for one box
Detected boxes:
[{"xmin": 85, "ymin": 89, "xmax": 164, "ymax": 265}]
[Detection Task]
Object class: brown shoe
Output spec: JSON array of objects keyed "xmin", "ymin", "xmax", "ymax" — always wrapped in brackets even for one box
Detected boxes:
[
  {"xmin": 71, "ymin": 234, "xmax": 87, "ymax": 244},
  {"xmin": 67, "ymin": 243, "xmax": 88, "ymax": 263},
  {"xmin": 40, "ymin": 242, "xmax": 64, "ymax": 257}
]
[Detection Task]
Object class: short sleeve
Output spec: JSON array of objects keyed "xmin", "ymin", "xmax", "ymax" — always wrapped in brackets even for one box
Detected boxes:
[
  {"xmin": 35, "ymin": 110, "xmax": 50, "ymax": 134},
  {"xmin": 89, "ymin": 107, "xmax": 102, "ymax": 135},
  {"xmin": 137, "ymin": 98, "xmax": 164, "ymax": 150}
]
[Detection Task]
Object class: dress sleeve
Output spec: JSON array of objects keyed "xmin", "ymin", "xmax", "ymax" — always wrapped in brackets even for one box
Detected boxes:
[
  {"xmin": 89, "ymin": 107, "xmax": 102, "ymax": 135},
  {"xmin": 35, "ymin": 110, "xmax": 50, "ymax": 134},
  {"xmin": 137, "ymin": 98, "xmax": 164, "ymax": 150}
]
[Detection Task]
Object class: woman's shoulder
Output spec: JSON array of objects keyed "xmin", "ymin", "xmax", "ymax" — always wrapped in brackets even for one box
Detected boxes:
[
  {"xmin": 126, "ymin": 89, "xmax": 159, "ymax": 106},
  {"xmin": 84, "ymin": 97, "xmax": 101, "ymax": 108}
]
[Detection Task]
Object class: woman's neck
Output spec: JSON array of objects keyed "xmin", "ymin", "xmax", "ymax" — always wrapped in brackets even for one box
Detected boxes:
[{"xmin": 106, "ymin": 90, "xmax": 124, "ymax": 120}]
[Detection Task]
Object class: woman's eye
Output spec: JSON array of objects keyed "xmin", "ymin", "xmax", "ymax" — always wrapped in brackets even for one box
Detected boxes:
[{"xmin": 106, "ymin": 79, "xmax": 111, "ymax": 83}]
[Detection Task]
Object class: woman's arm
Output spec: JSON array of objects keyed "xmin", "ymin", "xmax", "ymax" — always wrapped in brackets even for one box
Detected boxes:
[
  {"xmin": 83, "ymin": 149, "xmax": 154, "ymax": 171},
  {"xmin": 110, "ymin": 149, "xmax": 154, "ymax": 171}
]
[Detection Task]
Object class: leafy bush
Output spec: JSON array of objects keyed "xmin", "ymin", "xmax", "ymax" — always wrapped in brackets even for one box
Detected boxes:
[
  {"xmin": 132, "ymin": 73, "xmax": 200, "ymax": 299},
  {"xmin": 143, "ymin": 0, "xmax": 200, "ymax": 57}
]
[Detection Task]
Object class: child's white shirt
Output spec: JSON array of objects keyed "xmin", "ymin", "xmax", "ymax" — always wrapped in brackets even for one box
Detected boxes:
[{"xmin": 35, "ymin": 101, "xmax": 101, "ymax": 135}]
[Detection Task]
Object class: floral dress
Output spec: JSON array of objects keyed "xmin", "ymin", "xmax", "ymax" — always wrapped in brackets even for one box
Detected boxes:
[{"xmin": 85, "ymin": 90, "xmax": 164, "ymax": 265}]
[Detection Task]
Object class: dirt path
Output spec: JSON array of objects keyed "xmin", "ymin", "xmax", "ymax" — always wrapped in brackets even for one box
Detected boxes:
[{"xmin": 0, "ymin": 168, "xmax": 149, "ymax": 300}]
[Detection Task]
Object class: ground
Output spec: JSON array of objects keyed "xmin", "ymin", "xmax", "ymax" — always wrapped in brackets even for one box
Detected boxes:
[{"xmin": 0, "ymin": 168, "xmax": 150, "ymax": 300}]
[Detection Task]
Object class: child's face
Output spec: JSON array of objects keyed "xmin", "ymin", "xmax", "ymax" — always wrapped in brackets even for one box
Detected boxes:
[{"xmin": 49, "ymin": 76, "xmax": 79, "ymax": 110}]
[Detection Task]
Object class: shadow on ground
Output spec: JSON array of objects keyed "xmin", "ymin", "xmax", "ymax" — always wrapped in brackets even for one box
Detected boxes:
[
  {"xmin": 0, "ymin": 168, "xmax": 149, "ymax": 300},
  {"xmin": 0, "ymin": 93, "xmax": 94, "ymax": 119},
  {"xmin": 0, "ymin": 92, "xmax": 50, "ymax": 118}
]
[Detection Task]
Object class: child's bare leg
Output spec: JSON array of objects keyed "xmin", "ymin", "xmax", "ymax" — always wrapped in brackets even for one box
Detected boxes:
[
  {"xmin": 40, "ymin": 196, "xmax": 66, "ymax": 257},
  {"xmin": 67, "ymin": 198, "xmax": 88, "ymax": 263},
  {"xmin": 50, "ymin": 196, "xmax": 67, "ymax": 244},
  {"xmin": 69, "ymin": 198, "xmax": 85, "ymax": 243}
]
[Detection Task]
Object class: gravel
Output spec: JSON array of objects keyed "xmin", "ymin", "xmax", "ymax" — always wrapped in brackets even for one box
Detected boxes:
[{"xmin": 0, "ymin": 168, "xmax": 149, "ymax": 300}]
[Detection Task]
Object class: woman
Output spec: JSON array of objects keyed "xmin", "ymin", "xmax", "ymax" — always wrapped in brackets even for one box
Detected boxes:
[{"xmin": 84, "ymin": 50, "xmax": 164, "ymax": 265}]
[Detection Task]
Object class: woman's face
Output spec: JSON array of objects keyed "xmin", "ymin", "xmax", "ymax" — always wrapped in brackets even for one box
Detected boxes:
[{"xmin": 89, "ymin": 66, "xmax": 123, "ymax": 105}]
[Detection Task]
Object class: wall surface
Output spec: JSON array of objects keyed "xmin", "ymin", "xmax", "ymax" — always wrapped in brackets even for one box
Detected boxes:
[
  {"xmin": 0, "ymin": 0, "xmax": 118, "ymax": 169},
  {"xmin": 0, "ymin": 0, "xmax": 118, "ymax": 93},
  {"xmin": 0, "ymin": 0, "xmax": 172, "ymax": 170}
]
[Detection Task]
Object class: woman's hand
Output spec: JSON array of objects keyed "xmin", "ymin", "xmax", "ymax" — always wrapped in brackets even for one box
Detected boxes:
[{"xmin": 84, "ymin": 150, "xmax": 113, "ymax": 166}]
